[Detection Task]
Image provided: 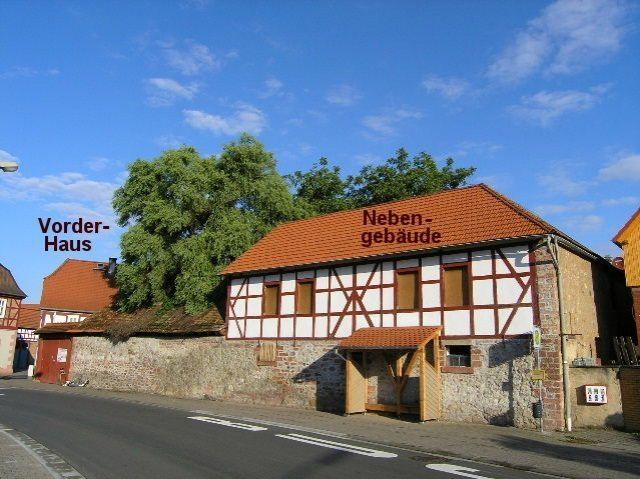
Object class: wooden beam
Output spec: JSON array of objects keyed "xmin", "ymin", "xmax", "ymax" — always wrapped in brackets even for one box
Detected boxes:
[{"xmin": 419, "ymin": 346, "xmax": 427, "ymax": 422}]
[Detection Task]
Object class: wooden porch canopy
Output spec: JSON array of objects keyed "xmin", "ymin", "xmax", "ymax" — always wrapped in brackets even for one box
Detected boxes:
[{"xmin": 339, "ymin": 326, "xmax": 442, "ymax": 422}]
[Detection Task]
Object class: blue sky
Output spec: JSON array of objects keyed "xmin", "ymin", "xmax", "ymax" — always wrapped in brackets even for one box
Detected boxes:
[{"xmin": 1, "ymin": 0, "xmax": 639, "ymax": 302}]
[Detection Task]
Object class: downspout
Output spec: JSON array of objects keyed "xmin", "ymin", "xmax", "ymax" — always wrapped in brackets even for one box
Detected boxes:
[{"xmin": 546, "ymin": 235, "xmax": 572, "ymax": 431}]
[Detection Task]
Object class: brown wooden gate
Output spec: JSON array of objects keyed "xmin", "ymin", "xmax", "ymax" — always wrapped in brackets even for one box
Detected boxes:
[{"xmin": 36, "ymin": 335, "xmax": 73, "ymax": 384}]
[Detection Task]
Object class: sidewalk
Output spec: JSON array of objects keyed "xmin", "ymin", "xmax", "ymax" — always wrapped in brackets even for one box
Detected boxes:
[
  {"xmin": 0, "ymin": 428, "xmax": 57, "ymax": 479},
  {"xmin": 5, "ymin": 376, "xmax": 640, "ymax": 479}
]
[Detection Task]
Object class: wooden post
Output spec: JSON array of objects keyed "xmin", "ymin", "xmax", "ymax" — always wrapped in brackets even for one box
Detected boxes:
[
  {"xmin": 395, "ymin": 353, "xmax": 403, "ymax": 416},
  {"xmin": 419, "ymin": 346, "xmax": 427, "ymax": 422}
]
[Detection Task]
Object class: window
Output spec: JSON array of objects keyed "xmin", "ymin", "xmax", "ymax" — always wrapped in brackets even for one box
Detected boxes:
[
  {"xmin": 296, "ymin": 280, "xmax": 314, "ymax": 314},
  {"xmin": 396, "ymin": 270, "xmax": 419, "ymax": 310},
  {"xmin": 257, "ymin": 341, "xmax": 277, "ymax": 365},
  {"xmin": 446, "ymin": 345, "xmax": 471, "ymax": 367},
  {"xmin": 262, "ymin": 283, "xmax": 280, "ymax": 316},
  {"xmin": 443, "ymin": 265, "xmax": 470, "ymax": 307},
  {"xmin": 0, "ymin": 299, "xmax": 6, "ymax": 318}
]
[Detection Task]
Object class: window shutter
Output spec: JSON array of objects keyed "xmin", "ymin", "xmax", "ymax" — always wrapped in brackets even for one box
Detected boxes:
[
  {"xmin": 296, "ymin": 281, "xmax": 314, "ymax": 314},
  {"xmin": 444, "ymin": 266, "xmax": 469, "ymax": 307},
  {"xmin": 396, "ymin": 270, "xmax": 419, "ymax": 310},
  {"xmin": 263, "ymin": 284, "xmax": 280, "ymax": 315}
]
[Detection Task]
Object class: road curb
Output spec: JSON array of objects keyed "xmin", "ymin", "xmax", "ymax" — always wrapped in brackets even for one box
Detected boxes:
[{"xmin": 0, "ymin": 424, "xmax": 85, "ymax": 479}]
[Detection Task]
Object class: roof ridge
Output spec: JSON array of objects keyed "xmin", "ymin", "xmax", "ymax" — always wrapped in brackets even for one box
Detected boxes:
[
  {"xmin": 277, "ymin": 184, "xmax": 485, "ymax": 228},
  {"xmin": 477, "ymin": 183, "xmax": 557, "ymax": 233}
]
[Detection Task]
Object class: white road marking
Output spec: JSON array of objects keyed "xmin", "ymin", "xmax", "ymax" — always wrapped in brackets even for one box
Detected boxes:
[
  {"xmin": 426, "ymin": 464, "xmax": 495, "ymax": 478},
  {"xmin": 275, "ymin": 433, "xmax": 397, "ymax": 458},
  {"xmin": 188, "ymin": 416, "xmax": 268, "ymax": 431}
]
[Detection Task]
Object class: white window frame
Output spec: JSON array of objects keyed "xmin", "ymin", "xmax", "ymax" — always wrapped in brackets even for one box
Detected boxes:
[{"xmin": 0, "ymin": 298, "xmax": 6, "ymax": 318}]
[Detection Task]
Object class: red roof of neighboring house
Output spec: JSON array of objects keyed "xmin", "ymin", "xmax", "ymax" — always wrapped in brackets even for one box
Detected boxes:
[
  {"xmin": 223, "ymin": 184, "xmax": 562, "ymax": 275},
  {"xmin": 339, "ymin": 326, "xmax": 441, "ymax": 350},
  {"xmin": 40, "ymin": 259, "xmax": 118, "ymax": 313},
  {"xmin": 17, "ymin": 303, "xmax": 41, "ymax": 330}
]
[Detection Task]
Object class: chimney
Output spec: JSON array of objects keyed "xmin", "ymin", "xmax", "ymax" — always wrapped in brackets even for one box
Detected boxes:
[{"xmin": 107, "ymin": 257, "xmax": 117, "ymax": 279}]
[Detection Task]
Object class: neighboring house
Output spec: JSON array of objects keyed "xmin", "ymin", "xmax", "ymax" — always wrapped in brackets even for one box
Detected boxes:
[
  {"xmin": 0, "ymin": 263, "xmax": 27, "ymax": 376},
  {"xmin": 222, "ymin": 184, "xmax": 630, "ymax": 430},
  {"xmin": 14, "ymin": 303, "xmax": 40, "ymax": 371},
  {"xmin": 613, "ymin": 207, "xmax": 640, "ymax": 343},
  {"xmin": 35, "ymin": 258, "xmax": 118, "ymax": 384}
]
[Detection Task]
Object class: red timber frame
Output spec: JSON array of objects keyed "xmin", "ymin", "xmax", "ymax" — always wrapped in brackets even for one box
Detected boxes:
[
  {"xmin": 0, "ymin": 296, "xmax": 22, "ymax": 331},
  {"xmin": 226, "ymin": 243, "xmax": 540, "ymax": 340}
]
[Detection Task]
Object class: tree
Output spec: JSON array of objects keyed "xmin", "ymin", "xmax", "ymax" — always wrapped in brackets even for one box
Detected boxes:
[
  {"xmin": 286, "ymin": 158, "xmax": 352, "ymax": 215},
  {"xmin": 288, "ymin": 149, "xmax": 476, "ymax": 212},
  {"xmin": 346, "ymin": 148, "xmax": 476, "ymax": 207},
  {"xmin": 113, "ymin": 134, "xmax": 306, "ymax": 314}
]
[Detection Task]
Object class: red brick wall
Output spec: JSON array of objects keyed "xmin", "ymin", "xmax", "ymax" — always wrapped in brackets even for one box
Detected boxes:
[
  {"xmin": 533, "ymin": 246, "xmax": 565, "ymax": 430},
  {"xmin": 620, "ymin": 367, "xmax": 640, "ymax": 431}
]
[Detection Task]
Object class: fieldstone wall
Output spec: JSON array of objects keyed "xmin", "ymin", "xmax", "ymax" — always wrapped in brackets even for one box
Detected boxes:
[
  {"xmin": 569, "ymin": 366, "xmax": 624, "ymax": 428},
  {"xmin": 70, "ymin": 336, "xmax": 345, "ymax": 411},
  {"xmin": 440, "ymin": 339, "xmax": 537, "ymax": 428}
]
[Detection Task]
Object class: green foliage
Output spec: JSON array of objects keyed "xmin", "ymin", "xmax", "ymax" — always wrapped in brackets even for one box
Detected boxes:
[
  {"xmin": 113, "ymin": 134, "xmax": 306, "ymax": 314},
  {"xmin": 288, "ymin": 148, "xmax": 476, "ymax": 212},
  {"xmin": 286, "ymin": 158, "xmax": 353, "ymax": 215}
]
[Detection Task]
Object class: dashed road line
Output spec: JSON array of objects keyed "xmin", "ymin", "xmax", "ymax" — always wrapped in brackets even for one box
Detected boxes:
[
  {"xmin": 188, "ymin": 415, "xmax": 268, "ymax": 431},
  {"xmin": 275, "ymin": 433, "xmax": 397, "ymax": 458},
  {"xmin": 0, "ymin": 424, "xmax": 85, "ymax": 479}
]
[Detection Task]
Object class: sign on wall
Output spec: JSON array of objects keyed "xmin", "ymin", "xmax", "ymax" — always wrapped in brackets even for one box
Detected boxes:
[
  {"xmin": 56, "ymin": 348, "xmax": 68, "ymax": 363},
  {"xmin": 532, "ymin": 327, "xmax": 542, "ymax": 349},
  {"xmin": 585, "ymin": 385, "xmax": 607, "ymax": 404}
]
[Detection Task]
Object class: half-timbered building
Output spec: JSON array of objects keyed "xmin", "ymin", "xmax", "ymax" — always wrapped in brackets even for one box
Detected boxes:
[
  {"xmin": 14, "ymin": 303, "xmax": 41, "ymax": 371},
  {"xmin": 0, "ymin": 263, "xmax": 27, "ymax": 376},
  {"xmin": 222, "ymin": 184, "xmax": 629, "ymax": 429}
]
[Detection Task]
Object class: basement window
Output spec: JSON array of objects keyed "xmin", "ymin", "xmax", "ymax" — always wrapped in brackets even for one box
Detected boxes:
[
  {"xmin": 262, "ymin": 283, "xmax": 280, "ymax": 316},
  {"xmin": 396, "ymin": 269, "xmax": 420, "ymax": 310},
  {"xmin": 446, "ymin": 345, "xmax": 471, "ymax": 367},
  {"xmin": 443, "ymin": 265, "xmax": 470, "ymax": 307},
  {"xmin": 295, "ymin": 280, "xmax": 314, "ymax": 314}
]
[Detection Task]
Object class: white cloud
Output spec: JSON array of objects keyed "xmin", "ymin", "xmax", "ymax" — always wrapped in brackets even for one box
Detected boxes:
[
  {"xmin": 146, "ymin": 78, "xmax": 199, "ymax": 106},
  {"xmin": 183, "ymin": 104, "xmax": 267, "ymax": 135},
  {"xmin": 602, "ymin": 196, "xmax": 638, "ymax": 206},
  {"xmin": 509, "ymin": 85, "xmax": 608, "ymax": 125},
  {"xmin": 0, "ymin": 66, "xmax": 60, "ymax": 79},
  {"xmin": 86, "ymin": 157, "xmax": 110, "ymax": 172},
  {"xmin": 598, "ymin": 153, "xmax": 640, "ymax": 181},
  {"xmin": 422, "ymin": 75, "xmax": 472, "ymax": 99},
  {"xmin": 325, "ymin": 84, "xmax": 362, "ymax": 106},
  {"xmin": 163, "ymin": 41, "xmax": 219, "ymax": 75},
  {"xmin": 537, "ymin": 165, "xmax": 591, "ymax": 196},
  {"xmin": 535, "ymin": 201, "xmax": 595, "ymax": 215},
  {"xmin": 0, "ymin": 172, "xmax": 118, "ymax": 223},
  {"xmin": 565, "ymin": 214, "xmax": 603, "ymax": 232},
  {"xmin": 487, "ymin": 0, "xmax": 629, "ymax": 83},
  {"xmin": 450, "ymin": 141, "xmax": 504, "ymax": 158},
  {"xmin": 362, "ymin": 108, "xmax": 422, "ymax": 138},
  {"xmin": 156, "ymin": 134, "xmax": 185, "ymax": 149},
  {"xmin": 0, "ymin": 149, "xmax": 19, "ymax": 163},
  {"xmin": 258, "ymin": 77, "xmax": 284, "ymax": 98}
]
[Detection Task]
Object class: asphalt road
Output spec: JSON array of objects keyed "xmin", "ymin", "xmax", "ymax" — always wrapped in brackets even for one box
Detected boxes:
[{"xmin": 0, "ymin": 387, "xmax": 546, "ymax": 479}]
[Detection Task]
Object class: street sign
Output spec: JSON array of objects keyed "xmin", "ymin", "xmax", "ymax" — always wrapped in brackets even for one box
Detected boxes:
[{"xmin": 532, "ymin": 327, "xmax": 542, "ymax": 349}]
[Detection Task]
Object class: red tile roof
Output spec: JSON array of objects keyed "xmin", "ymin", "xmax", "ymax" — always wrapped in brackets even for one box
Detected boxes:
[
  {"xmin": 224, "ymin": 184, "xmax": 561, "ymax": 275},
  {"xmin": 17, "ymin": 303, "xmax": 41, "ymax": 330},
  {"xmin": 40, "ymin": 259, "xmax": 118, "ymax": 313},
  {"xmin": 35, "ymin": 322, "xmax": 82, "ymax": 335},
  {"xmin": 339, "ymin": 326, "xmax": 441, "ymax": 350}
]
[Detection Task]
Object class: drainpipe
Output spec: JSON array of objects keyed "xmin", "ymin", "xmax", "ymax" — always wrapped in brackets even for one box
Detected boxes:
[{"xmin": 546, "ymin": 235, "xmax": 572, "ymax": 432}]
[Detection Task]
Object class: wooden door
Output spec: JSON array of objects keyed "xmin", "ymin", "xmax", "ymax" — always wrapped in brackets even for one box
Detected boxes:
[
  {"xmin": 345, "ymin": 351, "xmax": 367, "ymax": 414},
  {"xmin": 36, "ymin": 336, "xmax": 72, "ymax": 384}
]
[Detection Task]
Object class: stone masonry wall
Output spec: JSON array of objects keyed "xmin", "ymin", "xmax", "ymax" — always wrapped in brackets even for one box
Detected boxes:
[
  {"xmin": 70, "ymin": 336, "xmax": 345, "ymax": 411},
  {"xmin": 440, "ymin": 339, "xmax": 537, "ymax": 428}
]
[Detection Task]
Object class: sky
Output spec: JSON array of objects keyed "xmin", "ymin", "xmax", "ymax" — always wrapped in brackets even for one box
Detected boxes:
[{"xmin": 1, "ymin": 0, "xmax": 639, "ymax": 302}]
